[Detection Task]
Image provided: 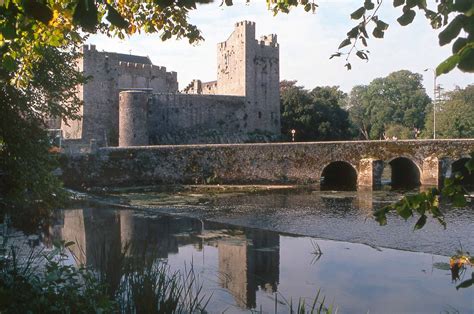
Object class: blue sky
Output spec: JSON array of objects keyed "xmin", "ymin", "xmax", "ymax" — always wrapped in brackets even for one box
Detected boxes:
[{"xmin": 88, "ymin": 0, "xmax": 473, "ymax": 98}]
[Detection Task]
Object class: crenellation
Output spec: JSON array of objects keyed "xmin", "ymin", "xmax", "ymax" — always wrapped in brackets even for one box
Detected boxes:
[{"xmin": 63, "ymin": 21, "xmax": 280, "ymax": 147}]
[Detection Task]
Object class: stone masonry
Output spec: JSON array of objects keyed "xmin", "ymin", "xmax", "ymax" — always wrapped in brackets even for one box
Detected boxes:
[
  {"xmin": 61, "ymin": 139, "xmax": 474, "ymax": 189},
  {"xmin": 62, "ymin": 21, "xmax": 281, "ymax": 147},
  {"xmin": 62, "ymin": 46, "xmax": 177, "ymax": 146}
]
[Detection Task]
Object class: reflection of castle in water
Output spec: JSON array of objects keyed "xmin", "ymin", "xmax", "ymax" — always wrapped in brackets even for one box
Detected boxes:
[
  {"xmin": 50, "ymin": 209, "xmax": 280, "ymax": 310},
  {"xmin": 218, "ymin": 229, "xmax": 279, "ymax": 308}
]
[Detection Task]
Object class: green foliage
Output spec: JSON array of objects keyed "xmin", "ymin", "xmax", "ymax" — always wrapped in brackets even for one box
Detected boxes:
[
  {"xmin": 0, "ymin": 240, "xmax": 115, "ymax": 313},
  {"xmin": 374, "ymin": 188, "xmax": 444, "ymax": 230},
  {"xmin": 374, "ymin": 154, "xmax": 472, "ymax": 230},
  {"xmin": 422, "ymin": 85, "xmax": 474, "ymax": 139},
  {"xmin": 384, "ymin": 123, "xmax": 413, "ymax": 139},
  {"xmin": 348, "ymin": 70, "xmax": 431, "ymax": 139},
  {"xmin": 118, "ymin": 256, "xmax": 210, "ymax": 313},
  {"xmin": 280, "ymin": 81, "xmax": 352, "ymax": 141},
  {"xmin": 0, "ymin": 46, "xmax": 85, "ymax": 227},
  {"xmin": 324, "ymin": 0, "xmax": 474, "ymax": 74},
  {"xmin": 0, "ymin": 237, "xmax": 210, "ymax": 313}
]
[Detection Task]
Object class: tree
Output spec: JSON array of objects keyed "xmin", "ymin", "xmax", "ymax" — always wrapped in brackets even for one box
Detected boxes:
[
  {"xmin": 0, "ymin": 0, "xmax": 473, "ymax": 225},
  {"xmin": 348, "ymin": 70, "xmax": 431, "ymax": 140},
  {"xmin": 0, "ymin": 0, "xmax": 208, "ymax": 225},
  {"xmin": 0, "ymin": 46, "xmax": 86, "ymax": 226},
  {"xmin": 423, "ymin": 85, "xmax": 474, "ymax": 138},
  {"xmin": 280, "ymin": 81, "xmax": 352, "ymax": 141},
  {"xmin": 330, "ymin": 0, "xmax": 474, "ymax": 74}
]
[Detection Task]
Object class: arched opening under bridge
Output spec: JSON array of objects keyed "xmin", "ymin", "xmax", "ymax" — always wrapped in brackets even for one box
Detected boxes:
[
  {"xmin": 320, "ymin": 161, "xmax": 357, "ymax": 191},
  {"xmin": 389, "ymin": 157, "xmax": 420, "ymax": 189},
  {"xmin": 451, "ymin": 158, "xmax": 474, "ymax": 186}
]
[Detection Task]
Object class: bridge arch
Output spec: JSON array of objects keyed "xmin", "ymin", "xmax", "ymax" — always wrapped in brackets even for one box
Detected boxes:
[
  {"xmin": 320, "ymin": 161, "xmax": 357, "ymax": 191},
  {"xmin": 388, "ymin": 156, "xmax": 421, "ymax": 188},
  {"xmin": 451, "ymin": 157, "xmax": 474, "ymax": 186}
]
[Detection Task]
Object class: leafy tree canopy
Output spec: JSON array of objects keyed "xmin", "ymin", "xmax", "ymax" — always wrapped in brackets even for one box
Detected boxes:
[
  {"xmin": 348, "ymin": 70, "xmax": 431, "ymax": 139},
  {"xmin": 280, "ymin": 81, "xmax": 352, "ymax": 141},
  {"xmin": 330, "ymin": 0, "xmax": 474, "ymax": 74},
  {"xmin": 423, "ymin": 84, "xmax": 474, "ymax": 138}
]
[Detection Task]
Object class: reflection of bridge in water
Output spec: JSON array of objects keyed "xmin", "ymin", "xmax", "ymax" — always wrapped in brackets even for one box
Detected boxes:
[{"xmin": 49, "ymin": 209, "xmax": 280, "ymax": 309}]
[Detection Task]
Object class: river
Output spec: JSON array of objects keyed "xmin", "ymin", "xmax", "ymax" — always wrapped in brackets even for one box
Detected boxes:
[{"xmin": 44, "ymin": 188, "xmax": 473, "ymax": 313}]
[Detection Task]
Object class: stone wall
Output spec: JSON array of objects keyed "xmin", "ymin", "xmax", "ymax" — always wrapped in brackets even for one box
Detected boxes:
[
  {"xmin": 149, "ymin": 93, "xmax": 248, "ymax": 144},
  {"xmin": 61, "ymin": 139, "xmax": 474, "ymax": 188},
  {"xmin": 185, "ymin": 21, "xmax": 281, "ymax": 136},
  {"xmin": 61, "ymin": 45, "xmax": 178, "ymax": 146}
]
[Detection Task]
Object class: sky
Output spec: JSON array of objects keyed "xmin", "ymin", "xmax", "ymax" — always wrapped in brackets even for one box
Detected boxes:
[{"xmin": 87, "ymin": 0, "xmax": 473, "ymax": 99}]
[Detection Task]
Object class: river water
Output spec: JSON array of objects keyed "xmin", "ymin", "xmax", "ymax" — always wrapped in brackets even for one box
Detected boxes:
[{"xmin": 46, "ymin": 189, "xmax": 473, "ymax": 313}]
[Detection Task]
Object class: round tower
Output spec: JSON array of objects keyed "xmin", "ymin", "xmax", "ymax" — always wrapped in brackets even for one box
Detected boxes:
[{"xmin": 119, "ymin": 90, "xmax": 150, "ymax": 147}]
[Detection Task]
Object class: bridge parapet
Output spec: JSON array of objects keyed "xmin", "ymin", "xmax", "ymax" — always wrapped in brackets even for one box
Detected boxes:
[{"xmin": 61, "ymin": 139, "xmax": 474, "ymax": 189}]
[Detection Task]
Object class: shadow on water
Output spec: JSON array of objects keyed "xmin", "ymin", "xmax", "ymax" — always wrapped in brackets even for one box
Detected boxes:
[
  {"xmin": 320, "ymin": 161, "xmax": 357, "ymax": 191},
  {"xmin": 43, "ymin": 205, "xmax": 473, "ymax": 313}
]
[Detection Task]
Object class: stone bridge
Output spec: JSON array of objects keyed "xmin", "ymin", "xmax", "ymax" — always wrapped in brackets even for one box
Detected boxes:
[{"xmin": 62, "ymin": 139, "xmax": 474, "ymax": 189}]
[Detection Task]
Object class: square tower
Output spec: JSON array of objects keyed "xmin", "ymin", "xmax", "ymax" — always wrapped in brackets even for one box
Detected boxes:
[{"xmin": 216, "ymin": 21, "xmax": 280, "ymax": 135}]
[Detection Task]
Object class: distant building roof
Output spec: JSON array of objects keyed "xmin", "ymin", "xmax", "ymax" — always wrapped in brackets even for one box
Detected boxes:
[{"xmin": 114, "ymin": 52, "xmax": 152, "ymax": 65}]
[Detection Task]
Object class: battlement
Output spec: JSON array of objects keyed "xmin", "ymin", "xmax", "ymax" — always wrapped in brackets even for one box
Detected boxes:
[
  {"xmin": 70, "ymin": 21, "xmax": 279, "ymax": 148},
  {"xmin": 234, "ymin": 20, "xmax": 256, "ymax": 28},
  {"xmin": 183, "ymin": 79, "xmax": 201, "ymax": 94},
  {"xmin": 117, "ymin": 61, "xmax": 167, "ymax": 72},
  {"xmin": 82, "ymin": 44, "xmax": 97, "ymax": 52},
  {"xmin": 259, "ymin": 34, "xmax": 278, "ymax": 47}
]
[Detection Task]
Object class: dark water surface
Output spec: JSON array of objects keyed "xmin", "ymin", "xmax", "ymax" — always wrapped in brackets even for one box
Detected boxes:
[{"xmin": 47, "ymin": 188, "xmax": 473, "ymax": 313}]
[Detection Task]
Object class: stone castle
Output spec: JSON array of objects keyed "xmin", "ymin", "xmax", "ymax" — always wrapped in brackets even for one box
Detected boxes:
[{"xmin": 61, "ymin": 21, "xmax": 280, "ymax": 147}]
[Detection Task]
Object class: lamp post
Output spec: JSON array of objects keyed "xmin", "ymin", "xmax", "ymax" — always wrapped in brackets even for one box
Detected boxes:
[{"xmin": 424, "ymin": 68, "xmax": 437, "ymax": 139}]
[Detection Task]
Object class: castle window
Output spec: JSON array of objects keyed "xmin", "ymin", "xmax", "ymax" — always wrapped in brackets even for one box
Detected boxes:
[{"xmin": 258, "ymin": 111, "xmax": 262, "ymax": 119}]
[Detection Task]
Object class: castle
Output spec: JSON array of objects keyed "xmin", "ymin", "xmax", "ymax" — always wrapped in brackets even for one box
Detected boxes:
[{"xmin": 61, "ymin": 21, "xmax": 281, "ymax": 147}]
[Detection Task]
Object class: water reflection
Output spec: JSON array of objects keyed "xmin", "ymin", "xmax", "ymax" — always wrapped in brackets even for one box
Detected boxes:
[
  {"xmin": 218, "ymin": 230, "xmax": 279, "ymax": 308},
  {"xmin": 46, "ymin": 207, "xmax": 473, "ymax": 313},
  {"xmin": 50, "ymin": 209, "xmax": 280, "ymax": 310}
]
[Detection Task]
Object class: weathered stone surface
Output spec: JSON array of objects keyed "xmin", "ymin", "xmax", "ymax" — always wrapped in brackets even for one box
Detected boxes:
[
  {"xmin": 357, "ymin": 158, "xmax": 384, "ymax": 187},
  {"xmin": 61, "ymin": 139, "xmax": 474, "ymax": 188},
  {"xmin": 118, "ymin": 91, "xmax": 150, "ymax": 147},
  {"xmin": 63, "ymin": 21, "xmax": 281, "ymax": 147},
  {"xmin": 62, "ymin": 45, "xmax": 178, "ymax": 146}
]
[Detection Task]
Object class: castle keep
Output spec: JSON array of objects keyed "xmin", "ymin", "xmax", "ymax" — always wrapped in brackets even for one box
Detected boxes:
[{"xmin": 62, "ymin": 21, "xmax": 280, "ymax": 146}]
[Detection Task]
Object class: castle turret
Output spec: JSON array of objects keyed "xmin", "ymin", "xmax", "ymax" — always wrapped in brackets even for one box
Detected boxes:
[
  {"xmin": 119, "ymin": 90, "xmax": 151, "ymax": 147},
  {"xmin": 216, "ymin": 21, "xmax": 280, "ymax": 135}
]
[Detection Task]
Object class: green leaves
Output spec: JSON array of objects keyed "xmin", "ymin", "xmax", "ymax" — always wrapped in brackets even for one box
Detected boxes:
[
  {"xmin": 23, "ymin": 0, "xmax": 53, "ymax": 24},
  {"xmin": 364, "ymin": 0, "xmax": 375, "ymax": 10},
  {"xmin": 1, "ymin": 53, "xmax": 15, "ymax": 71},
  {"xmin": 373, "ymin": 20, "xmax": 389, "ymax": 38},
  {"xmin": 356, "ymin": 50, "xmax": 368, "ymax": 60},
  {"xmin": 351, "ymin": 7, "xmax": 366, "ymax": 20},
  {"xmin": 373, "ymin": 156, "xmax": 473, "ymax": 231},
  {"xmin": 393, "ymin": 0, "xmax": 405, "ymax": 8},
  {"xmin": 373, "ymin": 187, "xmax": 447, "ymax": 231},
  {"xmin": 439, "ymin": 15, "xmax": 466, "ymax": 46},
  {"xmin": 106, "ymin": 4, "xmax": 129, "ymax": 29},
  {"xmin": 414, "ymin": 214, "xmax": 427, "ymax": 230},
  {"xmin": 397, "ymin": 9, "xmax": 416, "ymax": 26},
  {"xmin": 73, "ymin": 0, "xmax": 98, "ymax": 32},
  {"xmin": 376, "ymin": 20, "xmax": 389, "ymax": 30},
  {"xmin": 453, "ymin": 0, "xmax": 474, "ymax": 13},
  {"xmin": 338, "ymin": 38, "xmax": 351, "ymax": 49},
  {"xmin": 452, "ymin": 37, "xmax": 468, "ymax": 53},
  {"xmin": 436, "ymin": 54, "xmax": 460, "ymax": 75},
  {"xmin": 457, "ymin": 42, "xmax": 474, "ymax": 72}
]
